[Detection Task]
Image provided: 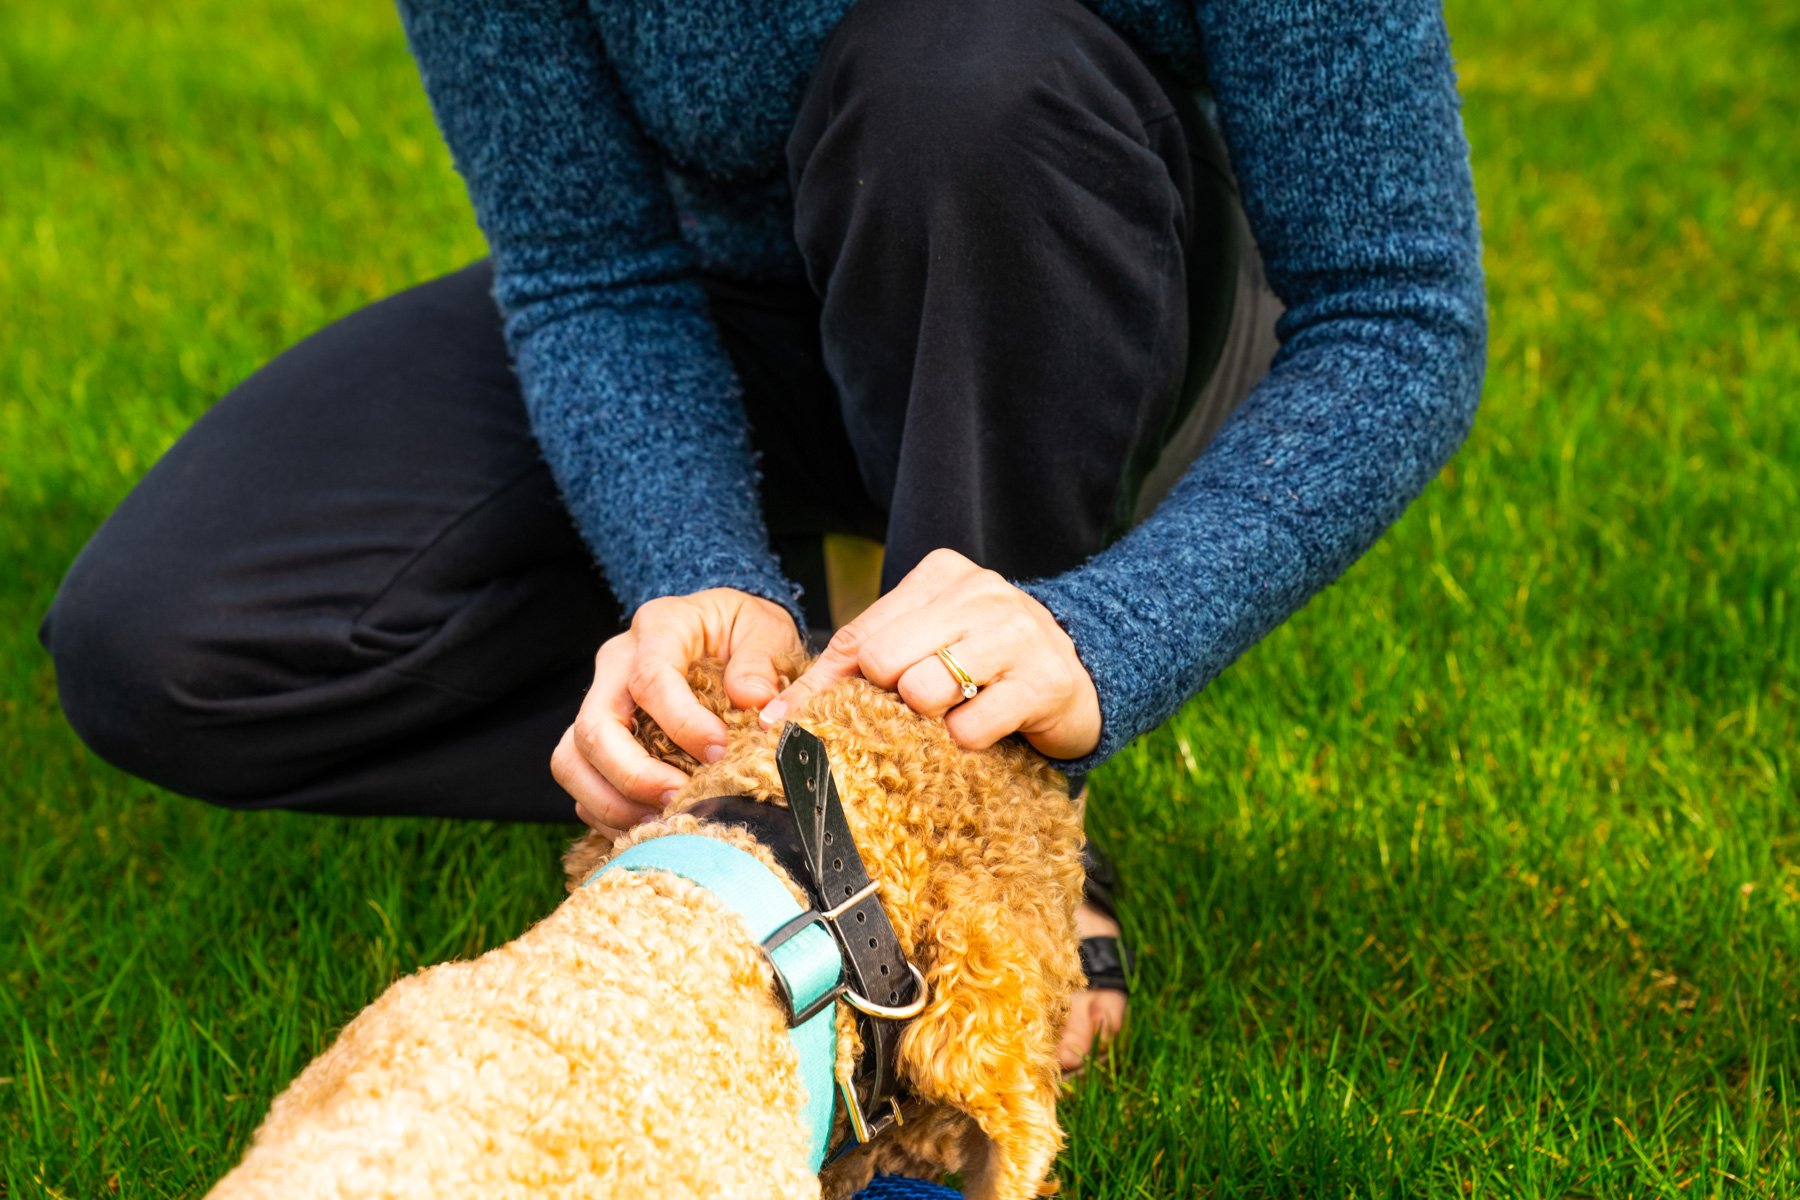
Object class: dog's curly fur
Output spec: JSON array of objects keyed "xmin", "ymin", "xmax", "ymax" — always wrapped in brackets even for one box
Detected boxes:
[{"xmin": 206, "ymin": 662, "xmax": 1085, "ymax": 1200}]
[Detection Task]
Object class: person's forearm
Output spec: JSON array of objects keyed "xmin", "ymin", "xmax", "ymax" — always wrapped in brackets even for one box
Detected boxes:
[
  {"xmin": 1023, "ymin": 0, "xmax": 1488, "ymax": 770},
  {"xmin": 397, "ymin": 0, "xmax": 800, "ymax": 625},
  {"xmin": 508, "ymin": 280, "xmax": 800, "ymax": 622},
  {"xmin": 1024, "ymin": 327, "xmax": 1484, "ymax": 769}
]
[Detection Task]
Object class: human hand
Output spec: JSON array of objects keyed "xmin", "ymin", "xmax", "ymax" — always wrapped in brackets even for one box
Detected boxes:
[
  {"xmin": 760, "ymin": 548, "xmax": 1101, "ymax": 760},
  {"xmin": 553, "ymin": 588, "xmax": 804, "ymax": 837}
]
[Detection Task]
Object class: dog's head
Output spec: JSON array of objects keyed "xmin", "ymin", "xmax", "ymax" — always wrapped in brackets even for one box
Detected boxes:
[{"xmin": 563, "ymin": 659, "xmax": 1085, "ymax": 1200}]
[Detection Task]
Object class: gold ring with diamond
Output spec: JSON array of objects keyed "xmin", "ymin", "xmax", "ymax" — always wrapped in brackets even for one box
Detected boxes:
[{"xmin": 935, "ymin": 646, "xmax": 980, "ymax": 701}]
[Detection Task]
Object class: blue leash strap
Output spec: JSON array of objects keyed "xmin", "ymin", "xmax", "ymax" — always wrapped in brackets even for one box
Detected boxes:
[{"xmin": 586, "ymin": 834, "xmax": 843, "ymax": 1167}]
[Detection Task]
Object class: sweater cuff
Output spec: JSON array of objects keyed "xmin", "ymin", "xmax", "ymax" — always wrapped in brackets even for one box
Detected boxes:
[{"xmin": 1020, "ymin": 571, "xmax": 1165, "ymax": 775}]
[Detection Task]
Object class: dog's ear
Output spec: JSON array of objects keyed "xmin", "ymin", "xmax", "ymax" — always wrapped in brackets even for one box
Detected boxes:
[
  {"xmin": 627, "ymin": 659, "xmax": 730, "ymax": 769},
  {"xmin": 897, "ymin": 891, "xmax": 1075, "ymax": 1199}
]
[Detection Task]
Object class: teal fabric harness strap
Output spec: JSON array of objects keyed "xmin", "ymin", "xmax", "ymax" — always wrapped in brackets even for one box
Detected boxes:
[{"xmin": 585, "ymin": 834, "xmax": 842, "ymax": 1167}]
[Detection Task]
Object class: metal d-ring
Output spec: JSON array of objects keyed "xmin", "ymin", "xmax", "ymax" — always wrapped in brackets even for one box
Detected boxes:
[
  {"xmin": 817, "ymin": 880, "xmax": 929, "ymax": 1018},
  {"xmin": 843, "ymin": 960, "xmax": 929, "ymax": 1020}
]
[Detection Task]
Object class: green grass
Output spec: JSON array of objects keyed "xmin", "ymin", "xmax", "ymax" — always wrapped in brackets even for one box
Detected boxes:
[{"xmin": 2, "ymin": 0, "xmax": 1795, "ymax": 1195}]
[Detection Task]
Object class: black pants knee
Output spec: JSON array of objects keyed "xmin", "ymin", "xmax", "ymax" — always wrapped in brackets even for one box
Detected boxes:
[
  {"xmin": 41, "ymin": 0, "xmax": 1228, "ymax": 821},
  {"xmin": 38, "ymin": 265, "xmax": 857, "ymax": 821},
  {"xmin": 790, "ymin": 0, "xmax": 1203, "ymax": 588}
]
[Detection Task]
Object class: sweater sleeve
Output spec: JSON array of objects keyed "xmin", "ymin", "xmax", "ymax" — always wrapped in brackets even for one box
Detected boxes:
[
  {"xmin": 1022, "ymin": 0, "xmax": 1488, "ymax": 770},
  {"xmin": 395, "ymin": 0, "xmax": 803, "ymax": 625}
]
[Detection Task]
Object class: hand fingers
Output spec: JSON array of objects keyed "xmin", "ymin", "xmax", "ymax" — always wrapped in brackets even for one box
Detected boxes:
[
  {"xmin": 630, "ymin": 628, "xmax": 732, "ymax": 763},
  {"xmin": 721, "ymin": 604, "xmax": 802, "ymax": 711},
  {"xmin": 572, "ymin": 797, "xmax": 637, "ymax": 844},
  {"xmin": 570, "ymin": 637, "xmax": 694, "ymax": 804},
  {"xmin": 854, "ymin": 564, "xmax": 1026, "ymax": 689},
  {"xmin": 857, "ymin": 602, "xmax": 972, "ymax": 690},
  {"xmin": 854, "ymin": 569, "xmax": 1089, "ymax": 748},
  {"xmin": 553, "ymin": 727, "xmax": 663, "ymax": 830},
  {"xmin": 760, "ymin": 623, "xmax": 863, "ymax": 730},
  {"xmin": 573, "ymin": 810, "xmax": 624, "ymax": 842},
  {"xmin": 894, "ymin": 653, "xmax": 971, "ymax": 718},
  {"xmin": 893, "ymin": 635, "xmax": 1007, "ymax": 718},
  {"xmin": 870, "ymin": 585, "xmax": 1038, "ymax": 714},
  {"xmin": 943, "ymin": 666, "xmax": 1098, "ymax": 760},
  {"xmin": 942, "ymin": 678, "xmax": 1039, "ymax": 751},
  {"xmin": 569, "ymin": 695, "xmax": 693, "ymax": 805},
  {"xmin": 763, "ymin": 548, "xmax": 975, "ymax": 727}
]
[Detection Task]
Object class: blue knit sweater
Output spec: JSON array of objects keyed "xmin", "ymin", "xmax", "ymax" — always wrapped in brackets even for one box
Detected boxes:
[{"xmin": 395, "ymin": 0, "xmax": 1486, "ymax": 771}]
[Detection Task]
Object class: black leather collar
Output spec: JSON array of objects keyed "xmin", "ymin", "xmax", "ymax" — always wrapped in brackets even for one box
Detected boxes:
[
  {"xmin": 682, "ymin": 794, "xmax": 815, "ymax": 900},
  {"xmin": 680, "ymin": 723, "xmax": 920, "ymax": 1155}
]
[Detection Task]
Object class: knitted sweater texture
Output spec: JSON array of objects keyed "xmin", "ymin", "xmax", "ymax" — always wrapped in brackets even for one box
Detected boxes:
[{"xmin": 396, "ymin": 0, "xmax": 1487, "ymax": 770}]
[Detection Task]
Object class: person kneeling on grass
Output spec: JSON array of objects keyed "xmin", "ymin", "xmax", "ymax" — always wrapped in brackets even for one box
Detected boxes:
[{"xmin": 39, "ymin": 0, "xmax": 1486, "ymax": 1072}]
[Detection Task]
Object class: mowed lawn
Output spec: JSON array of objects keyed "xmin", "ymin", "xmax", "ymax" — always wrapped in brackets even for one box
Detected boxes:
[{"xmin": 3, "ymin": 0, "xmax": 1795, "ymax": 1195}]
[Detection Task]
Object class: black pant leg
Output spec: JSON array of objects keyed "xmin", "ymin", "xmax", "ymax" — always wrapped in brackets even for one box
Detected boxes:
[
  {"xmin": 788, "ymin": 0, "xmax": 1203, "ymax": 590},
  {"xmin": 41, "ymin": 264, "xmax": 870, "ymax": 820},
  {"xmin": 40, "ymin": 263, "xmax": 616, "ymax": 820},
  {"xmin": 700, "ymin": 274, "xmax": 886, "ymax": 634}
]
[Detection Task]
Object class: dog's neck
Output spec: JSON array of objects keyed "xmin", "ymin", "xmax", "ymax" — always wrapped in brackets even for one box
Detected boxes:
[
  {"xmin": 679, "ymin": 794, "xmax": 816, "ymax": 900},
  {"xmin": 564, "ymin": 677, "xmax": 1087, "ymax": 1200}
]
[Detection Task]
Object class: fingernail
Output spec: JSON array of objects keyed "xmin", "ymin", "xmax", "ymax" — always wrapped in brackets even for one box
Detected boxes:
[
  {"xmin": 703, "ymin": 743, "xmax": 726, "ymax": 763},
  {"xmin": 659, "ymin": 790, "xmax": 680, "ymax": 808},
  {"xmin": 759, "ymin": 699, "xmax": 788, "ymax": 727}
]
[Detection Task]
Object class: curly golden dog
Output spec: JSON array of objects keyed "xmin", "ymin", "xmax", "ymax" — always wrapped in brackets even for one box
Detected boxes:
[{"xmin": 205, "ymin": 661, "xmax": 1086, "ymax": 1200}]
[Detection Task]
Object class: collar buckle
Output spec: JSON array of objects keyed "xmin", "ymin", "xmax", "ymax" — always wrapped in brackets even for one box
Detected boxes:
[
  {"xmin": 777, "ymin": 723, "xmax": 928, "ymax": 1159},
  {"xmin": 759, "ymin": 907, "xmax": 848, "ymax": 1027}
]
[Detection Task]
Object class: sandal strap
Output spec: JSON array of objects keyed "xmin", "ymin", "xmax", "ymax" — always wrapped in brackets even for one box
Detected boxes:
[
  {"xmin": 1080, "ymin": 841, "xmax": 1120, "ymax": 923},
  {"xmin": 1078, "ymin": 935, "xmax": 1133, "ymax": 994},
  {"xmin": 1079, "ymin": 842, "xmax": 1132, "ymax": 992}
]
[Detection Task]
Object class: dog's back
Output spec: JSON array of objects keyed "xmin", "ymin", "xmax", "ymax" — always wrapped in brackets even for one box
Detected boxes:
[
  {"xmin": 207, "ymin": 857, "xmax": 823, "ymax": 1198},
  {"xmin": 208, "ymin": 668, "xmax": 1085, "ymax": 1200}
]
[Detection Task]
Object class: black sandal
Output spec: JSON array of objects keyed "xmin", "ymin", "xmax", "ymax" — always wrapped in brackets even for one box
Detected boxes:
[{"xmin": 1078, "ymin": 842, "xmax": 1134, "ymax": 994}]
